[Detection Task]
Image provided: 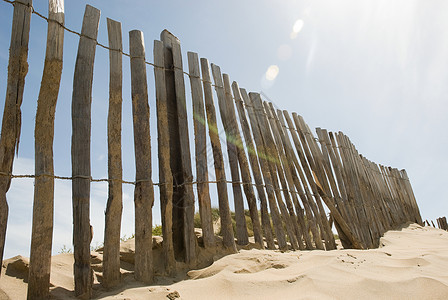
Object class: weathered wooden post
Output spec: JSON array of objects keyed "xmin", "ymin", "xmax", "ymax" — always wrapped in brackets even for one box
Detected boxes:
[
  {"xmin": 187, "ymin": 52, "xmax": 215, "ymax": 249},
  {"xmin": 211, "ymin": 64, "xmax": 249, "ymax": 246},
  {"xmin": 244, "ymin": 92, "xmax": 287, "ymax": 250},
  {"xmin": 250, "ymin": 96, "xmax": 299, "ymax": 251},
  {"xmin": 200, "ymin": 58, "xmax": 236, "ymax": 252},
  {"xmin": 102, "ymin": 17, "xmax": 123, "ymax": 289},
  {"xmin": 154, "ymin": 40, "xmax": 176, "ymax": 273},
  {"xmin": 222, "ymin": 75, "xmax": 263, "ymax": 248},
  {"xmin": 0, "ymin": 0, "xmax": 32, "ymax": 272},
  {"xmin": 161, "ymin": 30, "xmax": 196, "ymax": 264},
  {"xmin": 129, "ymin": 30, "xmax": 154, "ymax": 283},
  {"xmin": 27, "ymin": 0, "xmax": 64, "ymax": 297},
  {"xmin": 71, "ymin": 5, "xmax": 100, "ymax": 297},
  {"xmin": 232, "ymin": 83, "xmax": 274, "ymax": 249}
]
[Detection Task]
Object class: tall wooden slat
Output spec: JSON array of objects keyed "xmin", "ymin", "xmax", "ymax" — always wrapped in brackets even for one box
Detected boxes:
[
  {"xmin": 200, "ymin": 58, "xmax": 236, "ymax": 252},
  {"xmin": 223, "ymin": 76, "xmax": 263, "ymax": 247},
  {"xmin": 154, "ymin": 40, "xmax": 175, "ymax": 273},
  {"xmin": 129, "ymin": 30, "xmax": 154, "ymax": 283},
  {"xmin": 71, "ymin": 5, "xmax": 100, "ymax": 297},
  {"xmin": 187, "ymin": 52, "xmax": 214, "ymax": 249},
  {"xmin": 275, "ymin": 110, "xmax": 314, "ymax": 250},
  {"xmin": 161, "ymin": 30, "xmax": 196, "ymax": 264},
  {"xmin": 233, "ymin": 84, "xmax": 274, "ymax": 249},
  {"xmin": 211, "ymin": 64, "xmax": 249, "ymax": 245},
  {"xmin": 293, "ymin": 114, "xmax": 336, "ymax": 250},
  {"xmin": 250, "ymin": 97, "xmax": 298, "ymax": 251},
  {"xmin": 27, "ymin": 1, "xmax": 64, "ymax": 297},
  {"xmin": 244, "ymin": 93, "xmax": 287, "ymax": 250},
  {"xmin": 264, "ymin": 102, "xmax": 304, "ymax": 250},
  {"xmin": 160, "ymin": 31, "xmax": 184, "ymax": 261},
  {"xmin": 400, "ymin": 169, "xmax": 422, "ymax": 224},
  {"xmin": 316, "ymin": 129, "xmax": 360, "ymax": 248},
  {"xmin": 336, "ymin": 132, "xmax": 372, "ymax": 248},
  {"xmin": 0, "ymin": 0, "xmax": 32, "ymax": 272},
  {"xmin": 282, "ymin": 111, "xmax": 325, "ymax": 250},
  {"xmin": 102, "ymin": 18, "xmax": 123, "ymax": 289}
]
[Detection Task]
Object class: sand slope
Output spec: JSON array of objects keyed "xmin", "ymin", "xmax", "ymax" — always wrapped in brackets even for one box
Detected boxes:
[{"xmin": 1, "ymin": 223, "xmax": 448, "ymax": 299}]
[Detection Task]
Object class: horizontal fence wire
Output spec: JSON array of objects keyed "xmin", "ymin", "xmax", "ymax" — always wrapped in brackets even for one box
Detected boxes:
[
  {"xmin": 0, "ymin": 0, "xmax": 411, "ymax": 201},
  {"xmin": 1, "ymin": 0, "xmax": 307, "ymax": 134}
]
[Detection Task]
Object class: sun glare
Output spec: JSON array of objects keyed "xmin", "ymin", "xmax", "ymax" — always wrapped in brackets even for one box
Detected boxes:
[
  {"xmin": 290, "ymin": 19, "xmax": 304, "ymax": 39},
  {"xmin": 265, "ymin": 65, "xmax": 280, "ymax": 81}
]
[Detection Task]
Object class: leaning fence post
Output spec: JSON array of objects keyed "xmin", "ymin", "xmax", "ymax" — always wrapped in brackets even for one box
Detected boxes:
[
  {"xmin": 0, "ymin": 0, "xmax": 32, "ymax": 272},
  {"xmin": 211, "ymin": 64, "xmax": 249, "ymax": 246},
  {"xmin": 71, "ymin": 5, "xmax": 100, "ymax": 297},
  {"xmin": 154, "ymin": 40, "xmax": 175, "ymax": 274},
  {"xmin": 129, "ymin": 30, "xmax": 154, "ymax": 283},
  {"xmin": 102, "ymin": 17, "xmax": 123, "ymax": 289},
  {"xmin": 232, "ymin": 83, "xmax": 274, "ymax": 249},
  {"xmin": 27, "ymin": 0, "xmax": 64, "ymax": 297},
  {"xmin": 187, "ymin": 52, "xmax": 215, "ymax": 249},
  {"xmin": 200, "ymin": 58, "xmax": 236, "ymax": 252},
  {"xmin": 161, "ymin": 30, "xmax": 196, "ymax": 265}
]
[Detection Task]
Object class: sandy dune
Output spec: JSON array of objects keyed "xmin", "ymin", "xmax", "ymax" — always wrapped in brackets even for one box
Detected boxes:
[{"xmin": 1, "ymin": 223, "xmax": 448, "ymax": 299}]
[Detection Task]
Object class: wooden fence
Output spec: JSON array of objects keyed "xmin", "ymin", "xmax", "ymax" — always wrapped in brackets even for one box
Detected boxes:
[{"xmin": 0, "ymin": 1, "xmax": 423, "ymax": 299}]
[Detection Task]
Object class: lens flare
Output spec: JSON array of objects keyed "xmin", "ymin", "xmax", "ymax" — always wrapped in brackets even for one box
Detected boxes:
[
  {"xmin": 290, "ymin": 19, "xmax": 304, "ymax": 39},
  {"xmin": 265, "ymin": 65, "xmax": 279, "ymax": 81}
]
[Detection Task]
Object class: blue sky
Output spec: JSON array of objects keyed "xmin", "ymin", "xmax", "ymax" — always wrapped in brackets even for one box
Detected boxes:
[{"xmin": 0, "ymin": 0, "xmax": 447, "ymax": 258}]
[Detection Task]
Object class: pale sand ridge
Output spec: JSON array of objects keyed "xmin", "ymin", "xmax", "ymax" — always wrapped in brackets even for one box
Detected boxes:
[{"xmin": 1, "ymin": 223, "xmax": 448, "ymax": 299}]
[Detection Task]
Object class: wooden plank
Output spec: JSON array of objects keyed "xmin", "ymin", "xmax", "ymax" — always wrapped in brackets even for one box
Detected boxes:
[
  {"xmin": 316, "ymin": 129, "xmax": 358, "ymax": 248},
  {"xmin": 211, "ymin": 64, "xmax": 249, "ymax": 245},
  {"xmin": 187, "ymin": 51, "xmax": 214, "ymax": 249},
  {"xmin": 129, "ymin": 30, "xmax": 154, "ymax": 283},
  {"xmin": 27, "ymin": 1, "xmax": 63, "ymax": 297},
  {"xmin": 161, "ymin": 30, "xmax": 196, "ymax": 264},
  {"xmin": 400, "ymin": 169, "xmax": 422, "ymax": 224},
  {"xmin": 233, "ymin": 84, "xmax": 274, "ymax": 249},
  {"xmin": 250, "ymin": 93, "xmax": 299, "ymax": 250},
  {"xmin": 223, "ymin": 76, "xmax": 263, "ymax": 247},
  {"xmin": 264, "ymin": 102, "xmax": 304, "ymax": 250},
  {"xmin": 200, "ymin": 58, "xmax": 236, "ymax": 252},
  {"xmin": 71, "ymin": 5, "xmax": 100, "ymax": 297},
  {"xmin": 315, "ymin": 128, "xmax": 353, "ymax": 247},
  {"xmin": 243, "ymin": 92, "xmax": 287, "ymax": 250},
  {"xmin": 154, "ymin": 40, "xmax": 175, "ymax": 274},
  {"xmin": 160, "ymin": 31, "xmax": 184, "ymax": 261},
  {"xmin": 282, "ymin": 111, "xmax": 326, "ymax": 250},
  {"xmin": 335, "ymin": 132, "xmax": 370, "ymax": 248},
  {"xmin": 292, "ymin": 115, "xmax": 336, "ymax": 250},
  {"xmin": 275, "ymin": 110, "xmax": 314, "ymax": 250},
  {"xmin": 0, "ymin": 0, "xmax": 32, "ymax": 273},
  {"xmin": 102, "ymin": 17, "xmax": 123, "ymax": 289}
]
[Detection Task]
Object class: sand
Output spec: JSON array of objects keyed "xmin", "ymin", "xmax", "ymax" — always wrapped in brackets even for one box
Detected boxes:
[{"xmin": 1, "ymin": 223, "xmax": 448, "ymax": 299}]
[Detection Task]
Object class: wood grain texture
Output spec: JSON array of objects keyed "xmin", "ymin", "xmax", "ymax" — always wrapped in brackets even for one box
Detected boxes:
[
  {"xmin": 233, "ymin": 84, "xmax": 274, "ymax": 249},
  {"xmin": 129, "ymin": 30, "xmax": 154, "ymax": 283},
  {"xmin": 223, "ymin": 76, "xmax": 263, "ymax": 248},
  {"xmin": 282, "ymin": 111, "xmax": 325, "ymax": 250},
  {"xmin": 161, "ymin": 30, "xmax": 196, "ymax": 264},
  {"xmin": 292, "ymin": 114, "xmax": 336, "ymax": 250},
  {"xmin": 246, "ymin": 93, "xmax": 287, "ymax": 250},
  {"xmin": 187, "ymin": 52, "xmax": 214, "ymax": 249},
  {"xmin": 275, "ymin": 110, "xmax": 314, "ymax": 250},
  {"xmin": 71, "ymin": 5, "xmax": 100, "ymax": 297},
  {"xmin": 250, "ymin": 97, "xmax": 299, "ymax": 250},
  {"xmin": 211, "ymin": 64, "xmax": 249, "ymax": 246},
  {"xmin": 102, "ymin": 17, "xmax": 123, "ymax": 289},
  {"xmin": 0, "ymin": 0, "xmax": 32, "ymax": 273},
  {"xmin": 27, "ymin": 1, "xmax": 63, "ymax": 297},
  {"xmin": 154, "ymin": 40, "xmax": 175, "ymax": 274},
  {"xmin": 200, "ymin": 58, "xmax": 236, "ymax": 252},
  {"xmin": 263, "ymin": 102, "xmax": 303, "ymax": 250}
]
